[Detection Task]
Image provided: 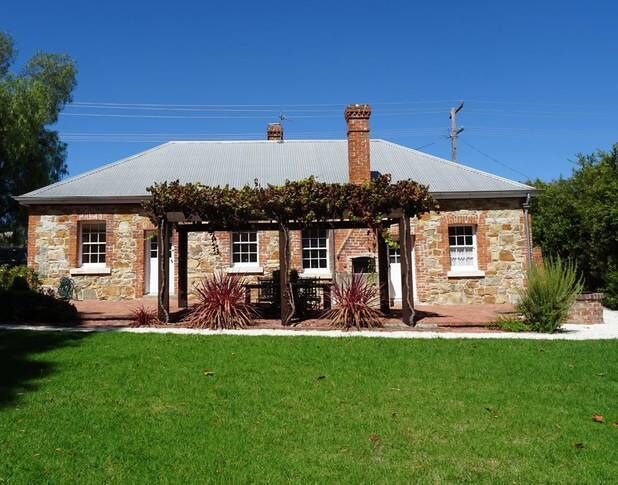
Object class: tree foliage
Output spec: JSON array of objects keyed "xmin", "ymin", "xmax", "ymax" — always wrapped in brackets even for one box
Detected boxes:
[
  {"xmin": 530, "ymin": 144, "xmax": 618, "ymax": 291},
  {"xmin": 0, "ymin": 32, "xmax": 76, "ymax": 244}
]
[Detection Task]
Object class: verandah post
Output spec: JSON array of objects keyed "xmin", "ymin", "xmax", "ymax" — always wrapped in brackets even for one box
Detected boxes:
[
  {"xmin": 399, "ymin": 215, "xmax": 415, "ymax": 325},
  {"xmin": 376, "ymin": 226, "xmax": 390, "ymax": 314},
  {"xmin": 157, "ymin": 220, "xmax": 170, "ymax": 322},
  {"xmin": 177, "ymin": 228, "xmax": 188, "ymax": 309},
  {"xmin": 279, "ymin": 226, "xmax": 295, "ymax": 325}
]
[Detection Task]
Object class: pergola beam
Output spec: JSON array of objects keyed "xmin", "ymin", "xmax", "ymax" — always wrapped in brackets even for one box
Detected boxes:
[{"xmin": 171, "ymin": 218, "xmax": 398, "ymax": 232}]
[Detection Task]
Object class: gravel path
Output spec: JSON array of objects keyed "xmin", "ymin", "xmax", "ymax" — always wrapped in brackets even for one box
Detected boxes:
[{"xmin": 2, "ymin": 309, "xmax": 617, "ymax": 340}]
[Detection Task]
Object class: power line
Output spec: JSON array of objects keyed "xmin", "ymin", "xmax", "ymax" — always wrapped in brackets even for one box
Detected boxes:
[
  {"xmin": 462, "ymin": 141, "xmax": 531, "ymax": 180},
  {"xmin": 59, "ymin": 109, "xmax": 449, "ymax": 120},
  {"xmin": 70, "ymin": 99, "xmax": 459, "ymax": 108}
]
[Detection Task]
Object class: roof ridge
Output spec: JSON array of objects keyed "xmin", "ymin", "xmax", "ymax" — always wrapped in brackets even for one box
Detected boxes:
[
  {"xmin": 377, "ymin": 139, "xmax": 534, "ymax": 190},
  {"xmin": 167, "ymin": 139, "xmax": 348, "ymax": 144},
  {"xmin": 21, "ymin": 142, "xmax": 173, "ymax": 197}
]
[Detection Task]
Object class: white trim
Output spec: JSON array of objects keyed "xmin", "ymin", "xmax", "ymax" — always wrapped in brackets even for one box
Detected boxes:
[
  {"xmin": 79, "ymin": 221, "xmax": 107, "ymax": 267},
  {"xmin": 230, "ymin": 230, "xmax": 259, "ymax": 269},
  {"xmin": 447, "ymin": 269, "xmax": 486, "ymax": 278},
  {"xmin": 226, "ymin": 266, "xmax": 264, "ymax": 275},
  {"xmin": 301, "ymin": 228, "xmax": 330, "ymax": 273},
  {"xmin": 448, "ymin": 224, "xmax": 478, "ymax": 272},
  {"xmin": 70, "ymin": 266, "xmax": 111, "ymax": 276}
]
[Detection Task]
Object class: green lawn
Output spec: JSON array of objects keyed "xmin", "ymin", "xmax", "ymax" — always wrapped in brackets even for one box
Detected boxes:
[{"xmin": 0, "ymin": 331, "xmax": 616, "ymax": 483}]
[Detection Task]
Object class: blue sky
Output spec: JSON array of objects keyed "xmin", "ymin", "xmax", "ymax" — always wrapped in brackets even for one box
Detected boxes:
[{"xmin": 4, "ymin": 0, "xmax": 617, "ymax": 183}]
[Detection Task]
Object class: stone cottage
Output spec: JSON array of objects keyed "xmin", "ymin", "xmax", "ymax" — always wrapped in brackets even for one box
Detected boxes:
[{"xmin": 17, "ymin": 104, "xmax": 535, "ymax": 305}]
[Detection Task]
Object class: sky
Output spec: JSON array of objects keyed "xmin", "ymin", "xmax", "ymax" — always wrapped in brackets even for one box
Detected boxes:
[{"xmin": 4, "ymin": 0, "xmax": 617, "ymax": 184}]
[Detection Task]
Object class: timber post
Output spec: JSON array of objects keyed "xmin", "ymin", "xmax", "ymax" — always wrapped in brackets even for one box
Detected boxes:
[
  {"xmin": 376, "ymin": 227, "xmax": 390, "ymax": 314},
  {"xmin": 279, "ymin": 226, "xmax": 295, "ymax": 325},
  {"xmin": 177, "ymin": 228, "xmax": 188, "ymax": 308},
  {"xmin": 157, "ymin": 220, "xmax": 170, "ymax": 322},
  {"xmin": 399, "ymin": 215, "xmax": 415, "ymax": 325}
]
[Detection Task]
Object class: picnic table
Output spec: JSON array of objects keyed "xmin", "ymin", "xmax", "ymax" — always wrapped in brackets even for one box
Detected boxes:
[{"xmin": 243, "ymin": 277, "xmax": 332, "ymax": 312}]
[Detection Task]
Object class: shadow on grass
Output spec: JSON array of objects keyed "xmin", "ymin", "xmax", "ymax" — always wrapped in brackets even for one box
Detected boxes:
[{"xmin": 0, "ymin": 330, "xmax": 90, "ymax": 408}]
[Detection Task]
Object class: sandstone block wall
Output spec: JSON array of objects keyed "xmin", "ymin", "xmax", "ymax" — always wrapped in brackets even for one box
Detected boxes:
[
  {"xmin": 27, "ymin": 198, "xmax": 529, "ymax": 304},
  {"xmin": 28, "ymin": 205, "xmax": 154, "ymax": 300},
  {"xmin": 413, "ymin": 199, "xmax": 527, "ymax": 304}
]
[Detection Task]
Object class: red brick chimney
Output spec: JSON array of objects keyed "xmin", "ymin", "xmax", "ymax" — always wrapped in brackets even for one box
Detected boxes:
[
  {"xmin": 344, "ymin": 104, "xmax": 372, "ymax": 184},
  {"xmin": 266, "ymin": 122, "xmax": 283, "ymax": 141}
]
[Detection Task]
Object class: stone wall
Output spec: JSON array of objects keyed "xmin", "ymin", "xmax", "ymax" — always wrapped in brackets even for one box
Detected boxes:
[
  {"xmin": 566, "ymin": 293, "xmax": 604, "ymax": 324},
  {"xmin": 28, "ymin": 205, "xmax": 154, "ymax": 300},
  {"xmin": 27, "ymin": 198, "xmax": 529, "ymax": 304},
  {"xmin": 413, "ymin": 199, "xmax": 527, "ymax": 304}
]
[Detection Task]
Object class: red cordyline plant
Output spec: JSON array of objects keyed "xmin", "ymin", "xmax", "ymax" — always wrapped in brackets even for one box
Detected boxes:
[
  {"xmin": 324, "ymin": 274, "xmax": 383, "ymax": 329},
  {"xmin": 184, "ymin": 272, "xmax": 256, "ymax": 329},
  {"xmin": 130, "ymin": 304, "xmax": 159, "ymax": 327}
]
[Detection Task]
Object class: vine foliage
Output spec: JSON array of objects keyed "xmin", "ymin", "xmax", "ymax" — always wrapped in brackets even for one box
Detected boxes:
[{"xmin": 145, "ymin": 174, "xmax": 437, "ymax": 229}]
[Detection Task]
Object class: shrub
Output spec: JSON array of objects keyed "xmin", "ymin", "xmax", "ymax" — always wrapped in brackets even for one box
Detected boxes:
[
  {"xmin": 184, "ymin": 272, "xmax": 256, "ymax": 329},
  {"xmin": 130, "ymin": 304, "xmax": 159, "ymax": 327},
  {"xmin": 324, "ymin": 274, "xmax": 382, "ymax": 329},
  {"xmin": 0, "ymin": 289, "xmax": 78, "ymax": 324},
  {"xmin": 517, "ymin": 258, "xmax": 583, "ymax": 333},
  {"xmin": 9, "ymin": 275, "xmax": 30, "ymax": 291},
  {"xmin": 602, "ymin": 269, "xmax": 618, "ymax": 310},
  {"xmin": 0, "ymin": 265, "xmax": 41, "ymax": 291},
  {"xmin": 491, "ymin": 315, "xmax": 529, "ymax": 332}
]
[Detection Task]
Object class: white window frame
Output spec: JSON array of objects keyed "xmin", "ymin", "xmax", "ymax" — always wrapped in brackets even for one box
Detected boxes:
[
  {"xmin": 231, "ymin": 231, "xmax": 260, "ymax": 268},
  {"xmin": 447, "ymin": 224, "xmax": 485, "ymax": 277},
  {"xmin": 301, "ymin": 228, "xmax": 330, "ymax": 275},
  {"xmin": 79, "ymin": 221, "xmax": 107, "ymax": 268}
]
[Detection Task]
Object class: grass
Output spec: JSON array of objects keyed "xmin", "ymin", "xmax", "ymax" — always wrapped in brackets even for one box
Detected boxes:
[{"xmin": 0, "ymin": 331, "xmax": 616, "ymax": 483}]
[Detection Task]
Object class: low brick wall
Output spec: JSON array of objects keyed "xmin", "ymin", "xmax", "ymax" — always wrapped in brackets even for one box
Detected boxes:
[{"xmin": 566, "ymin": 293, "xmax": 604, "ymax": 324}]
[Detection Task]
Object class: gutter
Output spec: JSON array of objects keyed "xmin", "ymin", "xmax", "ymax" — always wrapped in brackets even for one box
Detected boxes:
[
  {"xmin": 522, "ymin": 193, "xmax": 533, "ymax": 269},
  {"xmin": 13, "ymin": 195, "xmax": 150, "ymax": 206},
  {"xmin": 14, "ymin": 189, "xmax": 539, "ymax": 207}
]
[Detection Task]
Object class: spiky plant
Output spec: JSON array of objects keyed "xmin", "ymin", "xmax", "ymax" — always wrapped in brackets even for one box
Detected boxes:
[
  {"xmin": 517, "ymin": 257, "xmax": 583, "ymax": 333},
  {"xmin": 130, "ymin": 304, "xmax": 159, "ymax": 327},
  {"xmin": 324, "ymin": 274, "xmax": 383, "ymax": 329},
  {"xmin": 184, "ymin": 272, "xmax": 256, "ymax": 329}
]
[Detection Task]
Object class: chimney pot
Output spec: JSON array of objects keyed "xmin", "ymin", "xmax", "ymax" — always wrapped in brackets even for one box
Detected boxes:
[
  {"xmin": 267, "ymin": 122, "xmax": 283, "ymax": 141},
  {"xmin": 344, "ymin": 104, "xmax": 372, "ymax": 184}
]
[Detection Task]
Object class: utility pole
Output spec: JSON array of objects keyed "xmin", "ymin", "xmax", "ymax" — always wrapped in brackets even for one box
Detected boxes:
[{"xmin": 449, "ymin": 101, "xmax": 464, "ymax": 162}]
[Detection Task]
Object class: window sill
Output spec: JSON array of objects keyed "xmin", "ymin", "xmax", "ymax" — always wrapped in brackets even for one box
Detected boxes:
[
  {"xmin": 226, "ymin": 266, "xmax": 264, "ymax": 275},
  {"xmin": 300, "ymin": 270, "xmax": 332, "ymax": 278},
  {"xmin": 447, "ymin": 269, "xmax": 485, "ymax": 278},
  {"xmin": 70, "ymin": 266, "xmax": 112, "ymax": 276}
]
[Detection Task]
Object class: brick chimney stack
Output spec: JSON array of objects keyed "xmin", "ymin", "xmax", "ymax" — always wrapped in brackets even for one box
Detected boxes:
[
  {"xmin": 266, "ymin": 122, "xmax": 283, "ymax": 141},
  {"xmin": 344, "ymin": 104, "xmax": 372, "ymax": 184}
]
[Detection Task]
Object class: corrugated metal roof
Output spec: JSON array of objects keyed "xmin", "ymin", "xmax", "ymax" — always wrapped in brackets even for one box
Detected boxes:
[{"xmin": 17, "ymin": 139, "xmax": 534, "ymax": 202}]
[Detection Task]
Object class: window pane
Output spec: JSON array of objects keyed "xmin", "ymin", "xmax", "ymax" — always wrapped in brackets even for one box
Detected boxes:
[
  {"xmin": 448, "ymin": 225, "xmax": 476, "ymax": 269},
  {"xmin": 81, "ymin": 222, "xmax": 106, "ymax": 264},
  {"xmin": 232, "ymin": 231, "xmax": 258, "ymax": 265}
]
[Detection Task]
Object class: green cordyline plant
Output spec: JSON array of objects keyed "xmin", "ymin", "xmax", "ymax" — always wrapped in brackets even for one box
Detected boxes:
[
  {"xmin": 184, "ymin": 272, "xmax": 257, "ymax": 329},
  {"xmin": 516, "ymin": 257, "xmax": 583, "ymax": 333},
  {"xmin": 324, "ymin": 274, "xmax": 383, "ymax": 330}
]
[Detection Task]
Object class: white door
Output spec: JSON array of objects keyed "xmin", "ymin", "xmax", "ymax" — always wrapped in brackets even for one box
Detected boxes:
[
  {"xmin": 388, "ymin": 247, "xmax": 402, "ymax": 305},
  {"xmin": 388, "ymin": 246, "xmax": 418, "ymax": 306},
  {"xmin": 146, "ymin": 236, "xmax": 174, "ymax": 295}
]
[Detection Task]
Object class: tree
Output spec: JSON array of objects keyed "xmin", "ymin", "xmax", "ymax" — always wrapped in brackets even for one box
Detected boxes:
[
  {"xmin": 0, "ymin": 32, "xmax": 76, "ymax": 245},
  {"xmin": 530, "ymin": 144, "xmax": 618, "ymax": 291}
]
